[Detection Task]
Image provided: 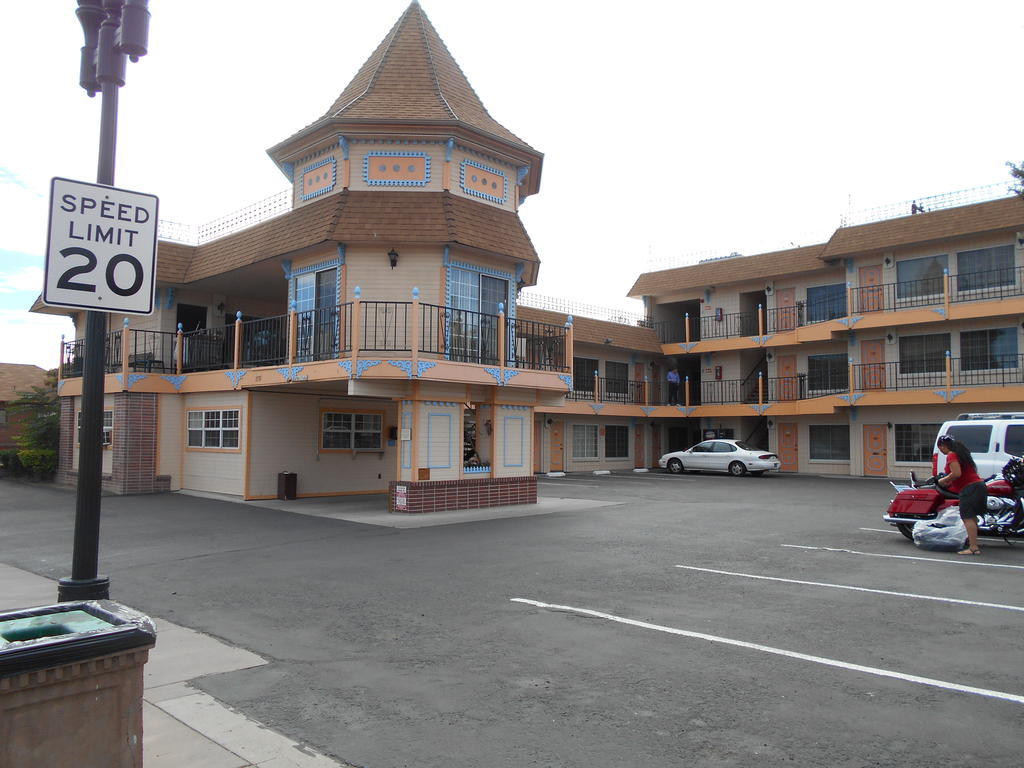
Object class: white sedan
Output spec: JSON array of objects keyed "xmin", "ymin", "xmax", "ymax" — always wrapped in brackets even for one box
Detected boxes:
[{"xmin": 658, "ymin": 439, "xmax": 781, "ymax": 476}]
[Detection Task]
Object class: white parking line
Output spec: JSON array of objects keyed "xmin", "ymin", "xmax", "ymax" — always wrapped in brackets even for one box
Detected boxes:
[
  {"xmin": 783, "ymin": 544, "xmax": 1024, "ymax": 570},
  {"xmin": 859, "ymin": 527, "xmax": 901, "ymax": 534},
  {"xmin": 675, "ymin": 564, "xmax": 1024, "ymax": 612},
  {"xmin": 511, "ymin": 597, "xmax": 1024, "ymax": 705}
]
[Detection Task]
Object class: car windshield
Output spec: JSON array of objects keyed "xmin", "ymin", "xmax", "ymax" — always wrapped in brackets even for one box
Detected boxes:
[{"xmin": 735, "ymin": 441, "xmax": 761, "ymax": 451}]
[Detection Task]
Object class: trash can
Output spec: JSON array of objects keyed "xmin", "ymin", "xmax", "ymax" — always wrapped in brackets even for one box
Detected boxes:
[
  {"xmin": 0, "ymin": 600, "xmax": 156, "ymax": 768},
  {"xmin": 277, "ymin": 471, "xmax": 297, "ymax": 500}
]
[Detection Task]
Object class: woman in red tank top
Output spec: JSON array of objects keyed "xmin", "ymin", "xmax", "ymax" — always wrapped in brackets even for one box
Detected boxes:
[{"xmin": 936, "ymin": 434, "xmax": 986, "ymax": 555}]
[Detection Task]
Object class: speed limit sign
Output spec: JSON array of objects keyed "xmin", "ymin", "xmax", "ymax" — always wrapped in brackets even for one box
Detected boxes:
[{"xmin": 43, "ymin": 177, "xmax": 159, "ymax": 315}]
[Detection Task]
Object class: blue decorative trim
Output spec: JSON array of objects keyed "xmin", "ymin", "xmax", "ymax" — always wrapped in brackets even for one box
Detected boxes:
[
  {"xmin": 299, "ymin": 157, "xmax": 336, "ymax": 201},
  {"xmin": 356, "ymin": 359, "xmax": 381, "ymax": 378},
  {"xmin": 503, "ymin": 415, "xmax": 525, "ymax": 467},
  {"xmin": 838, "ymin": 393, "xmax": 865, "ymax": 405},
  {"xmin": 848, "ymin": 332, "xmax": 857, "ymax": 347},
  {"xmin": 459, "ymin": 158, "xmax": 509, "ymax": 204},
  {"xmin": 338, "ymin": 136, "xmax": 349, "ymax": 160},
  {"xmin": 750, "ymin": 404, "xmax": 772, "ymax": 415},
  {"xmin": 165, "ymin": 287, "xmax": 175, "ymax": 310},
  {"xmin": 336, "ymin": 243, "xmax": 346, "ymax": 264},
  {"xmin": 589, "ymin": 404, "xmax": 605, "ymax": 414},
  {"xmin": 464, "ymin": 465, "xmax": 490, "ymax": 474},
  {"xmin": 280, "ymin": 162, "xmax": 294, "ymax": 182},
  {"xmin": 161, "ymin": 374, "xmax": 187, "ymax": 391},
  {"xmin": 678, "ymin": 342, "xmax": 698, "ymax": 352},
  {"xmin": 277, "ymin": 366, "xmax": 304, "ymax": 382},
  {"xmin": 364, "ymin": 151, "xmax": 431, "ymax": 186},
  {"xmin": 503, "ymin": 370, "xmax": 519, "ymax": 385},
  {"xmin": 640, "ymin": 406, "xmax": 656, "ymax": 416},
  {"xmin": 417, "ymin": 361, "xmax": 437, "ymax": 378},
  {"xmin": 427, "ymin": 413, "xmax": 452, "ymax": 468},
  {"xmin": 931, "ymin": 307, "xmax": 947, "ymax": 317},
  {"xmin": 443, "ymin": 245, "xmax": 451, "ymax": 266},
  {"xmin": 388, "ymin": 360, "xmax": 414, "ymax": 378},
  {"xmin": 558, "ymin": 374, "xmax": 573, "ymax": 390},
  {"xmin": 281, "ymin": 259, "xmax": 292, "ymax": 280},
  {"xmin": 933, "ymin": 389, "xmax": 967, "ymax": 403},
  {"xmin": 483, "ymin": 367, "xmax": 503, "ymax": 385},
  {"xmin": 498, "ymin": 404, "xmax": 530, "ymax": 410},
  {"xmin": 751, "ymin": 335, "xmax": 773, "ymax": 345},
  {"xmin": 57, "ymin": 380, "xmax": 66, "ymax": 393},
  {"xmin": 838, "ymin": 316, "xmax": 862, "ymax": 328},
  {"xmin": 337, "ymin": 360, "xmax": 353, "ymax": 376},
  {"xmin": 425, "ymin": 401, "xmax": 459, "ymax": 407},
  {"xmin": 845, "ymin": 258, "xmax": 854, "ymax": 274},
  {"xmin": 676, "ymin": 406, "xmax": 697, "ymax": 416},
  {"xmin": 445, "ymin": 138, "xmax": 455, "ymax": 162},
  {"xmin": 226, "ymin": 370, "xmax": 247, "ymax": 387},
  {"xmin": 517, "ymin": 166, "xmax": 529, "ymax": 185},
  {"xmin": 114, "ymin": 373, "xmax": 148, "ymax": 389}
]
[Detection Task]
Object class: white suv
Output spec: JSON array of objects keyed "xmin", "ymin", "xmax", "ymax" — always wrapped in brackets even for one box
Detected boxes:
[{"xmin": 932, "ymin": 412, "xmax": 1024, "ymax": 479}]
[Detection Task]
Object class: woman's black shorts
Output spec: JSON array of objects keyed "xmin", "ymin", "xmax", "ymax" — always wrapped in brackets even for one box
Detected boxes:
[{"xmin": 958, "ymin": 481, "xmax": 987, "ymax": 520}]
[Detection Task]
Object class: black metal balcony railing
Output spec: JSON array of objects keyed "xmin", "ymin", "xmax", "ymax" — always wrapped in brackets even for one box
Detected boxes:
[
  {"xmin": 853, "ymin": 355, "xmax": 1024, "ymax": 391},
  {"xmin": 700, "ymin": 311, "xmax": 759, "ymax": 340},
  {"xmin": 61, "ymin": 301, "xmax": 567, "ymax": 379},
  {"xmin": 950, "ymin": 266, "xmax": 1024, "ymax": 303},
  {"xmin": 567, "ymin": 377, "xmax": 646, "ymax": 404}
]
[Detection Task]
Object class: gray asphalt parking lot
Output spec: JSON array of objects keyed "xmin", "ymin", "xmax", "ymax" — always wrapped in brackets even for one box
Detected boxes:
[{"xmin": 3, "ymin": 472, "xmax": 1023, "ymax": 767}]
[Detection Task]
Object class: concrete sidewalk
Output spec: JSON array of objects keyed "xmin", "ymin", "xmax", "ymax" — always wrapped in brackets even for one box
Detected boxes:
[{"xmin": 1, "ymin": 563, "xmax": 350, "ymax": 768}]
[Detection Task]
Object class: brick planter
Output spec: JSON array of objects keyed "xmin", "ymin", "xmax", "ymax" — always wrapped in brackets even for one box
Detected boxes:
[{"xmin": 389, "ymin": 475, "xmax": 537, "ymax": 513}]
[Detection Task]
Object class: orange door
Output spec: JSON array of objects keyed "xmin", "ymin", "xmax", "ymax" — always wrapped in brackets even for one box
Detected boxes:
[
  {"xmin": 776, "ymin": 288, "xmax": 797, "ymax": 331},
  {"xmin": 858, "ymin": 266, "xmax": 883, "ymax": 313},
  {"xmin": 634, "ymin": 421, "xmax": 645, "ymax": 468},
  {"xmin": 778, "ymin": 423, "xmax": 798, "ymax": 472},
  {"xmin": 863, "ymin": 424, "xmax": 888, "ymax": 476},
  {"xmin": 533, "ymin": 419, "xmax": 542, "ymax": 472},
  {"xmin": 777, "ymin": 355, "xmax": 798, "ymax": 401},
  {"xmin": 549, "ymin": 420, "xmax": 564, "ymax": 472},
  {"xmin": 861, "ymin": 339, "xmax": 885, "ymax": 391}
]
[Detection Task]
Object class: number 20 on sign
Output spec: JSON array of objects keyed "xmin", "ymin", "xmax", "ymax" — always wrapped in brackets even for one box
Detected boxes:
[{"xmin": 43, "ymin": 177, "xmax": 159, "ymax": 315}]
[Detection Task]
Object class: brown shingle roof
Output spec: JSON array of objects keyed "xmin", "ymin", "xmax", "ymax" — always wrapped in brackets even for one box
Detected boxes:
[
  {"xmin": 517, "ymin": 306, "xmax": 663, "ymax": 353},
  {"xmin": 821, "ymin": 197, "xmax": 1024, "ymax": 260},
  {"xmin": 163, "ymin": 191, "xmax": 538, "ymax": 285},
  {"xmin": 286, "ymin": 2, "xmax": 531, "ymax": 152},
  {"xmin": 0, "ymin": 363, "xmax": 48, "ymax": 399},
  {"xmin": 628, "ymin": 244, "xmax": 828, "ymax": 298}
]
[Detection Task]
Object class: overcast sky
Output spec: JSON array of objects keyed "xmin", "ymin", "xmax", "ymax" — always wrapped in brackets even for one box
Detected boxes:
[{"xmin": 2, "ymin": 0, "xmax": 1022, "ymax": 369}]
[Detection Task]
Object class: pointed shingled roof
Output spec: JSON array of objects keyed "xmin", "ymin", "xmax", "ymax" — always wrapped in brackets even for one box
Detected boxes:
[{"xmin": 292, "ymin": 2, "xmax": 532, "ymax": 151}]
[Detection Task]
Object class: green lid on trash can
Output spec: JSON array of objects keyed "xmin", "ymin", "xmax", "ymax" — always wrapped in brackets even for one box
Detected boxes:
[{"xmin": 0, "ymin": 601, "xmax": 156, "ymax": 677}]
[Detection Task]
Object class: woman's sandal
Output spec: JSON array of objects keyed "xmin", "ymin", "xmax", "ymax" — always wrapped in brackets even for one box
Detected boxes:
[{"xmin": 957, "ymin": 546, "xmax": 982, "ymax": 556}]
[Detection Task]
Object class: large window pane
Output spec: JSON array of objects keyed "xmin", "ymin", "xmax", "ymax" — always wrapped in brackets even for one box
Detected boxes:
[
  {"xmin": 897, "ymin": 255, "xmax": 947, "ymax": 299},
  {"xmin": 895, "ymin": 423, "xmax": 941, "ymax": 462},
  {"xmin": 572, "ymin": 424, "xmax": 598, "ymax": 459},
  {"xmin": 807, "ymin": 353, "xmax": 848, "ymax": 392},
  {"xmin": 960, "ymin": 328, "xmax": 1018, "ymax": 370},
  {"xmin": 573, "ymin": 357, "xmax": 599, "ymax": 393},
  {"xmin": 956, "ymin": 245, "xmax": 1014, "ymax": 291},
  {"xmin": 805, "ymin": 284, "xmax": 847, "ymax": 323},
  {"xmin": 899, "ymin": 333, "xmax": 950, "ymax": 373},
  {"xmin": 605, "ymin": 425, "xmax": 629, "ymax": 458},
  {"xmin": 809, "ymin": 425, "xmax": 850, "ymax": 461}
]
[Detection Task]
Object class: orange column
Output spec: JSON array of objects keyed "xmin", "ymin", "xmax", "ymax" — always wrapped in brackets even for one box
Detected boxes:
[
  {"xmin": 411, "ymin": 287, "xmax": 421, "ymax": 370},
  {"xmin": 175, "ymin": 324, "xmax": 184, "ymax": 374},
  {"xmin": 232, "ymin": 311, "xmax": 242, "ymax": 371},
  {"xmin": 287, "ymin": 301, "xmax": 297, "ymax": 365},
  {"xmin": 498, "ymin": 303, "xmax": 506, "ymax": 371},
  {"xmin": 351, "ymin": 286, "xmax": 362, "ymax": 377},
  {"xmin": 564, "ymin": 316, "xmax": 574, "ymax": 372}
]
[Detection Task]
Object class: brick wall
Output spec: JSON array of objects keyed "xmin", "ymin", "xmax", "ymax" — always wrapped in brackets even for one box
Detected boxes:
[
  {"xmin": 57, "ymin": 396, "xmax": 76, "ymax": 486},
  {"xmin": 388, "ymin": 475, "xmax": 537, "ymax": 513},
  {"xmin": 107, "ymin": 392, "xmax": 170, "ymax": 494}
]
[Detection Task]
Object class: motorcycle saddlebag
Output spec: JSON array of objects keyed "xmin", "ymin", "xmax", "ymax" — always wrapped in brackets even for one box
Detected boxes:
[{"xmin": 888, "ymin": 489, "xmax": 943, "ymax": 517}]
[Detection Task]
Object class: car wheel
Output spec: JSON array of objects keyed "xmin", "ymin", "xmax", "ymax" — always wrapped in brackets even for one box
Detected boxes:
[
  {"xmin": 728, "ymin": 461, "xmax": 747, "ymax": 477},
  {"xmin": 667, "ymin": 458, "xmax": 684, "ymax": 474},
  {"xmin": 896, "ymin": 523, "xmax": 914, "ymax": 541}
]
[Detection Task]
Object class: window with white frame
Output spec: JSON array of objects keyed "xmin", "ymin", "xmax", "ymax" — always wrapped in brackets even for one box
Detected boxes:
[
  {"xmin": 605, "ymin": 425, "xmax": 629, "ymax": 458},
  {"xmin": 77, "ymin": 410, "xmax": 113, "ymax": 446},
  {"xmin": 960, "ymin": 328, "xmax": 1018, "ymax": 370},
  {"xmin": 809, "ymin": 424, "xmax": 850, "ymax": 461},
  {"xmin": 895, "ymin": 423, "xmax": 941, "ymax": 462},
  {"xmin": 897, "ymin": 254, "xmax": 947, "ymax": 299},
  {"xmin": 572, "ymin": 424, "xmax": 598, "ymax": 459},
  {"xmin": 956, "ymin": 245, "xmax": 1014, "ymax": 292},
  {"xmin": 322, "ymin": 412, "xmax": 382, "ymax": 450},
  {"xmin": 187, "ymin": 409, "xmax": 240, "ymax": 448}
]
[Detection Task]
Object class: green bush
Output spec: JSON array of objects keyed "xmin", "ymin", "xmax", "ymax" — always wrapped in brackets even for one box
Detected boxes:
[
  {"xmin": 16, "ymin": 448, "xmax": 57, "ymax": 479},
  {"xmin": 0, "ymin": 449, "xmax": 24, "ymax": 475}
]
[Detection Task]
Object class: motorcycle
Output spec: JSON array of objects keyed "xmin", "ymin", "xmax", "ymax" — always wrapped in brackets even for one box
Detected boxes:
[{"xmin": 883, "ymin": 457, "xmax": 1024, "ymax": 542}]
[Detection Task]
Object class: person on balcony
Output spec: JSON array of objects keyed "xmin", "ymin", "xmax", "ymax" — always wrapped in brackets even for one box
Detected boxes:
[
  {"xmin": 666, "ymin": 367, "xmax": 680, "ymax": 406},
  {"xmin": 936, "ymin": 434, "xmax": 986, "ymax": 555}
]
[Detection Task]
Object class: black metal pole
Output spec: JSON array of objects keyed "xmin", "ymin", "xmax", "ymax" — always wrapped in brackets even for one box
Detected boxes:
[{"xmin": 58, "ymin": 1, "xmax": 133, "ymax": 602}]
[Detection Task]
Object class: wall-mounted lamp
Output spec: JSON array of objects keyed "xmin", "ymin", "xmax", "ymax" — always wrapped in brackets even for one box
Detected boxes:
[
  {"xmin": 603, "ymin": 338, "xmax": 613, "ymax": 344},
  {"xmin": 388, "ymin": 248, "xmax": 399, "ymax": 269},
  {"xmin": 887, "ymin": 422, "xmax": 893, "ymax": 429},
  {"xmin": 216, "ymin": 302, "xmax": 225, "ymax": 311},
  {"xmin": 767, "ymin": 419, "xmax": 775, "ymax": 429},
  {"xmin": 516, "ymin": 278, "xmax": 525, "ymax": 292},
  {"xmin": 886, "ymin": 333, "xmax": 895, "ymax": 343}
]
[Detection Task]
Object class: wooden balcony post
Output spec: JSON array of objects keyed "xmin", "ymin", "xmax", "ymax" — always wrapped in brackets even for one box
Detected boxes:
[
  {"xmin": 497, "ymin": 301, "xmax": 506, "ymax": 371},
  {"xmin": 411, "ymin": 287, "xmax": 421, "ymax": 369},
  {"xmin": 564, "ymin": 315, "xmax": 574, "ymax": 372},
  {"xmin": 176, "ymin": 323, "xmax": 184, "ymax": 374},
  {"xmin": 594, "ymin": 370, "xmax": 601, "ymax": 403},
  {"xmin": 644, "ymin": 376, "xmax": 650, "ymax": 406},
  {"xmin": 758, "ymin": 371, "xmax": 764, "ymax": 406},
  {"xmin": 350, "ymin": 286, "xmax": 362, "ymax": 377},
  {"xmin": 120, "ymin": 318, "xmax": 129, "ymax": 389},
  {"xmin": 684, "ymin": 313, "xmax": 691, "ymax": 344},
  {"xmin": 848, "ymin": 356, "xmax": 855, "ymax": 397},
  {"xmin": 943, "ymin": 268, "xmax": 951, "ymax": 317},
  {"xmin": 287, "ymin": 300, "xmax": 297, "ymax": 365},
  {"xmin": 684, "ymin": 376, "xmax": 691, "ymax": 408},
  {"xmin": 58, "ymin": 335, "xmax": 65, "ymax": 380},
  {"xmin": 758, "ymin": 304, "xmax": 764, "ymax": 337},
  {"xmin": 233, "ymin": 311, "xmax": 242, "ymax": 370},
  {"xmin": 945, "ymin": 349, "xmax": 952, "ymax": 391}
]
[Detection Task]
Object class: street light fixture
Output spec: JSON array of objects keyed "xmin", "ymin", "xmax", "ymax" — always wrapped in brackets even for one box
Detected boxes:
[{"xmin": 59, "ymin": 0, "xmax": 150, "ymax": 603}]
